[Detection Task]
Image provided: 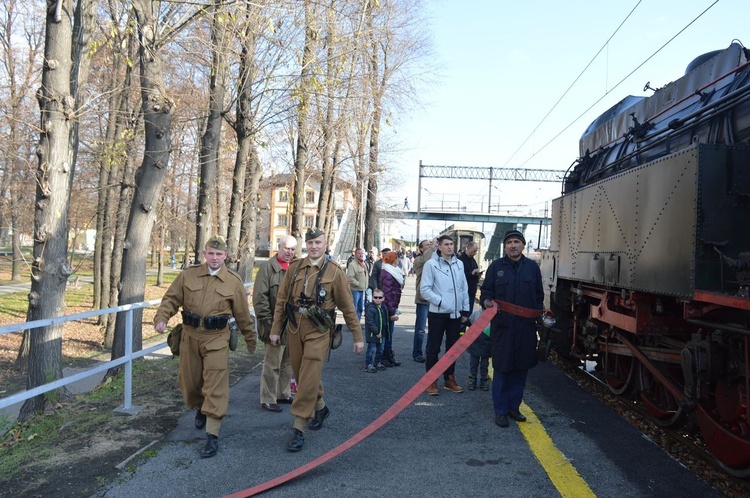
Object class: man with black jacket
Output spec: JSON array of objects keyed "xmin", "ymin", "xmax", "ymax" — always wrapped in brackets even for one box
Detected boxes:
[{"xmin": 458, "ymin": 241, "xmax": 481, "ymax": 312}]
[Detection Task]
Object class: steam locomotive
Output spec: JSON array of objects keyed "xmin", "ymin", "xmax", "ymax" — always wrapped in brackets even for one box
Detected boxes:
[{"xmin": 540, "ymin": 41, "xmax": 750, "ymax": 476}]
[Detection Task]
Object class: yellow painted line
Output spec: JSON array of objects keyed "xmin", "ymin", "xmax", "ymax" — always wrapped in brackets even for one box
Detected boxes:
[{"xmin": 517, "ymin": 401, "xmax": 597, "ymax": 498}]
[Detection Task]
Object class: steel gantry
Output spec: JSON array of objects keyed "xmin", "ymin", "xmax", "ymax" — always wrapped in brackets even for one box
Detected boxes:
[{"xmin": 416, "ymin": 162, "xmax": 567, "ymax": 242}]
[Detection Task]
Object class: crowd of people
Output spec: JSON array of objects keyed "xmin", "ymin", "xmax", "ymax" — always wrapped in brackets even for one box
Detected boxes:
[{"xmin": 153, "ymin": 227, "xmax": 543, "ymax": 458}]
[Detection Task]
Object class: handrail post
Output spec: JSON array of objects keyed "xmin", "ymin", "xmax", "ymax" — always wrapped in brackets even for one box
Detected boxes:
[{"xmin": 114, "ymin": 309, "xmax": 143, "ymax": 415}]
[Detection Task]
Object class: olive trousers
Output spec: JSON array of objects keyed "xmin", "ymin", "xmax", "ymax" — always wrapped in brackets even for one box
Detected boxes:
[
  {"xmin": 286, "ymin": 321, "xmax": 330, "ymax": 422},
  {"xmin": 178, "ymin": 328, "xmax": 230, "ymax": 436}
]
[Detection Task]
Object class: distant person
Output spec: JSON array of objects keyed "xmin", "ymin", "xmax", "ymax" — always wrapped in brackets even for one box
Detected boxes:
[
  {"xmin": 379, "ymin": 251, "xmax": 404, "ymax": 367},
  {"xmin": 364, "ymin": 289, "xmax": 389, "ymax": 372},
  {"xmin": 346, "ymin": 247, "xmax": 368, "ymax": 319},
  {"xmin": 269, "ymin": 227, "xmax": 364, "ymax": 452},
  {"xmin": 480, "ymin": 230, "xmax": 543, "ymax": 428},
  {"xmin": 397, "ymin": 251, "xmax": 411, "ymax": 278},
  {"xmin": 254, "ymin": 235, "xmax": 297, "ymax": 413},
  {"xmin": 420, "ymin": 235, "xmax": 469, "ymax": 395},
  {"xmin": 154, "ymin": 236, "xmax": 257, "ymax": 459},
  {"xmin": 403, "ymin": 197, "xmax": 410, "ymax": 209},
  {"xmin": 368, "ymin": 247, "xmax": 390, "ymax": 293},
  {"xmin": 458, "ymin": 241, "xmax": 482, "ymax": 312},
  {"xmin": 412, "ymin": 239, "xmax": 434, "ymax": 363}
]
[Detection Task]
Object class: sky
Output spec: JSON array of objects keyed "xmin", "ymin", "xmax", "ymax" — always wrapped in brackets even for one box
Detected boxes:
[{"xmin": 380, "ymin": 0, "xmax": 747, "ymax": 242}]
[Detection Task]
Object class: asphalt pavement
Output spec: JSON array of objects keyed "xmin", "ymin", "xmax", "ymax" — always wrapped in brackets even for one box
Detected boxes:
[{"xmin": 97, "ymin": 278, "xmax": 722, "ymax": 498}]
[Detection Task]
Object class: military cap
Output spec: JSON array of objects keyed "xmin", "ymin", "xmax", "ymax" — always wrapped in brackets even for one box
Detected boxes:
[
  {"xmin": 206, "ymin": 235, "xmax": 227, "ymax": 251},
  {"xmin": 305, "ymin": 227, "xmax": 325, "ymax": 241},
  {"xmin": 503, "ymin": 229, "xmax": 526, "ymax": 245}
]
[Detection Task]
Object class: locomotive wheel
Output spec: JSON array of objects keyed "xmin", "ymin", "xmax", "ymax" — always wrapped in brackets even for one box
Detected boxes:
[
  {"xmin": 600, "ymin": 346, "xmax": 636, "ymax": 395},
  {"xmin": 636, "ymin": 363, "xmax": 685, "ymax": 428},
  {"xmin": 696, "ymin": 379, "xmax": 750, "ymax": 477}
]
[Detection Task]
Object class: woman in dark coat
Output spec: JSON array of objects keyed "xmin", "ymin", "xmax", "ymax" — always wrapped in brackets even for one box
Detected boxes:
[
  {"xmin": 379, "ymin": 251, "xmax": 404, "ymax": 366},
  {"xmin": 480, "ymin": 230, "xmax": 543, "ymax": 427}
]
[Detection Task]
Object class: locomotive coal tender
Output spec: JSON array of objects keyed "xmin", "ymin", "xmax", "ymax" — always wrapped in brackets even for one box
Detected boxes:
[{"xmin": 540, "ymin": 41, "xmax": 750, "ymax": 475}]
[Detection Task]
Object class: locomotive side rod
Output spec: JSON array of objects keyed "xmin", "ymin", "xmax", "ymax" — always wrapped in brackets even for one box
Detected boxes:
[{"xmin": 614, "ymin": 332, "xmax": 685, "ymax": 403}]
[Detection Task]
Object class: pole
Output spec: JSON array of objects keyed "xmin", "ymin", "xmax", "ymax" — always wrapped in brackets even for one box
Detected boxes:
[{"xmin": 416, "ymin": 161, "xmax": 422, "ymax": 243}]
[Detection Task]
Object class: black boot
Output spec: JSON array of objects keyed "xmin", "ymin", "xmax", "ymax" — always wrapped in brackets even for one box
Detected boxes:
[
  {"xmin": 380, "ymin": 352, "xmax": 394, "ymax": 367},
  {"xmin": 388, "ymin": 350, "xmax": 401, "ymax": 367},
  {"xmin": 308, "ymin": 405, "xmax": 330, "ymax": 430},
  {"xmin": 287, "ymin": 428, "xmax": 304, "ymax": 452},
  {"xmin": 200, "ymin": 434, "xmax": 218, "ymax": 458},
  {"xmin": 194, "ymin": 409, "xmax": 207, "ymax": 429}
]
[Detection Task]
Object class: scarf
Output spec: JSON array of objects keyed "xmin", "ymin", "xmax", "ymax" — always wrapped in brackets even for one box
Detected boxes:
[{"xmin": 382, "ymin": 262, "xmax": 404, "ymax": 287}]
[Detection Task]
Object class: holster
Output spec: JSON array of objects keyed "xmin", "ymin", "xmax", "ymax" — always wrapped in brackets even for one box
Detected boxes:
[{"xmin": 285, "ymin": 302, "xmax": 298, "ymax": 327}]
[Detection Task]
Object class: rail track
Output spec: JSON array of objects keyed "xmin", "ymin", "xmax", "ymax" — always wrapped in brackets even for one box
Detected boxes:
[{"xmin": 550, "ymin": 353, "xmax": 750, "ymax": 498}]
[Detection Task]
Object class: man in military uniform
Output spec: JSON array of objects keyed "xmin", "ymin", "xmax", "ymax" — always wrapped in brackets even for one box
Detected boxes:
[
  {"xmin": 154, "ymin": 235, "xmax": 256, "ymax": 458},
  {"xmin": 269, "ymin": 227, "xmax": 364, "ymax": 452},
  {"xmin": 254, "ymin": 234, "xmax": 297, "ymax": 413}
]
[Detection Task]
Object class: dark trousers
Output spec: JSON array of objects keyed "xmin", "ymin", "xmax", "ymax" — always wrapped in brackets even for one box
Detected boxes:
[
  {"xmin": 492, "ymin": 369, "xmax": 528, "ymax": 415},
  {"xmin": 426, "ymin": 312, "xmax": 462, "ymax": 380}
]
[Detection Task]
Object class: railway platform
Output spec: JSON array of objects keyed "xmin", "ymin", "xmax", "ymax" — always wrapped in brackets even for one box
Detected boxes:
[{"xmin": 100, "ymin": 280, "xmax": 722, "ymax": 498}]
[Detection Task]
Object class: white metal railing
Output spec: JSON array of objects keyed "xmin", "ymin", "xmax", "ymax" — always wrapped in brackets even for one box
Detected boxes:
[{"xmin": 0, "ymin": 282, "xmax": 254, "ymax": 416}]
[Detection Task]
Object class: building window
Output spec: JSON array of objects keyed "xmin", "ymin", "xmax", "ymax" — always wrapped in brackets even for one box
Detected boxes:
[
  {"xmin": 277, "ymin": 190, "xmax": 288, "ymax": 202},
  {"xmin": 277, "ymin": 214, "xmax": 288, "ymax": 227},
  {"xmin": 305, "ymin": 191, "xmax": 315, "ymax": 204},
  {"xmin": 305, "ymin": 215, "xmax": 315, "ymax": 227}
]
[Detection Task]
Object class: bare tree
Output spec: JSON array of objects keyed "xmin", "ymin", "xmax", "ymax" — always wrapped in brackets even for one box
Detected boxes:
[
  {"xmin": 194, "ymin": 0, "xmax": 229, "ymax": 262},
  {"xmin": 111, "ymin": 0, "xmax": 179, "ymax": 360},
  {"xmin": 289, "ymin": 0, "xmax": 317, "ymax": 245},
  {"xmin": 19, "ymin": 0, "xmax": 78, "ymax": 420},
  {"xmin": 0, "ymin": 1, "xmax": 43, "ymax": 282}
]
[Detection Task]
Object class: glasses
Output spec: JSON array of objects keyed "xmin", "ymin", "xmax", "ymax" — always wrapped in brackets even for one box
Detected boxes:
[{"xmin": 372, "ymin": 296, "xmax": 385, "ymax": 299}]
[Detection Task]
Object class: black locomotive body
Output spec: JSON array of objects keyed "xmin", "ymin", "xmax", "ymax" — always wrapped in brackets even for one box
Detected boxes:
[{"xmin": 541, "ymin": 42, "xmax": 750, "ymax": 475}]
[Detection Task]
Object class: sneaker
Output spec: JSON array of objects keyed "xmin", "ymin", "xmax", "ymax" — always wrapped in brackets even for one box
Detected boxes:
[
  {"xmin": 467, "ymin": 375, "xmax": 477, "ymax": 391},
  {"xmin": 365, "ymin": 364, "xmax": 377, "ymax": 373},
  {"xmin": 376, "ymin": 363, "xmax": 386, "ymax": 371},
  {"xmin": 480, "ymin": 377, "xmax": 490, "ymax": 391}
]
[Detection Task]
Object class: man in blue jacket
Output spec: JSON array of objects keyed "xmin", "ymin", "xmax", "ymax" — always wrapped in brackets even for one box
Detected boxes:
[
  {"xmin": 480, "ymin": 230, "xmax": 543, "ymax": 428},
  {"xmin": 420, "ymin": 235, "xmax": 470, "ymax": 395}
]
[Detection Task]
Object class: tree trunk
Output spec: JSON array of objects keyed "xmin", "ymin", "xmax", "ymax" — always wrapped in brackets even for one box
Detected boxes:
[
  {"xmin": 290, "ymin": 1, "xmax": 316, "ymax": 244},
  {"xmin": 104, "ymin": 144, "xmax": 135, "ymax": 348},
  {"xmin": 111, "ymin": 0, "xmax": 173, "ymax": 361},
  {"xmin": 238, "ymin": 144, "xmax": 261, "ymax": 282},
  {"xmin": 19, "ymin": 0, "xmax": 76, "ymax": 421},
  {"xmin": 316, "ymin": 4, "xmax": 337, "ymax": 235},
  {"xmin": 194, "ymin": 0, "xmax": 229, "ymax": 263},
  {"xmin": 363, "ymin": 2, "xmax": 384, "ymax": 251}
]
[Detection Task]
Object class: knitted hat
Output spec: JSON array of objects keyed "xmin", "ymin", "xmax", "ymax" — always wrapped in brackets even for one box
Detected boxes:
[{"xmin": 503, "ymin": 230, "xmax": 525, "ymax": 245}]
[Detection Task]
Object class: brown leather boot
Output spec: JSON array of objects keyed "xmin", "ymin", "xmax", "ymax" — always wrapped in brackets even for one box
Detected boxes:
[
  {"xmin": 426, "ymin": 381, "xmax": 439, "ymax": 396},
  {"xmin": 444, "ymin": 375, "xmax": 464, "ymax": 393}
]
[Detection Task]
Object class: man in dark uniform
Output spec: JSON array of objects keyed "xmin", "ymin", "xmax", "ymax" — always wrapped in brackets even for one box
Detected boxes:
[
  {"xmin": 480, "ymin": 230, "xmax": 543, "ymax": 428},
  {"xmin": 154, "ymin": 235, "xmax": 256, "ymax": 458},
  {"xmin": 269, "ymin": 228, "xmax": 364, "ymax": 452}
]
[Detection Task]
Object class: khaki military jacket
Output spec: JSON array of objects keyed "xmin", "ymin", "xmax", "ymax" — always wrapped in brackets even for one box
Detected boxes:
[
  {"xmin": 253, "ymin": 256, "xmax": 289, "ymax": 344},
  {"xmin": 271, "ymin": 257, "xmax": 363, "ymax": 342},
  {"xmin": 346, "ymin": 259, "xmax": 368, "ymax": 291},
  {"xmin": 413, "ymin": 246, "xmax": 435, "ymax": 305},
  {"xmin": 154, "ymin": 263, "xmax": 256, "ymax": 350}
]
